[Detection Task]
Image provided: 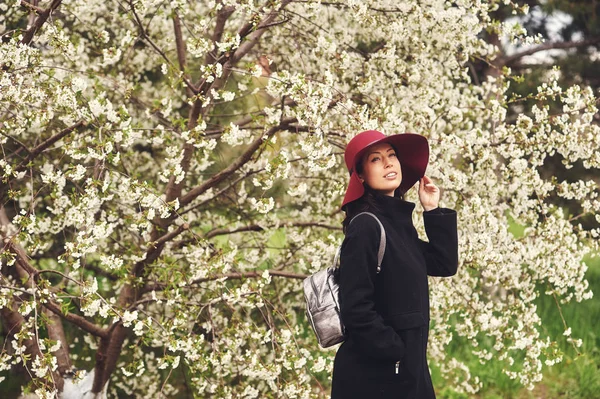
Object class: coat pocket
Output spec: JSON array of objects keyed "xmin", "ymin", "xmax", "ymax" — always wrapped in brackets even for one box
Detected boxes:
[{"xmin": 385, "ymin": 311, "xmax": 427, "ymax": 330}]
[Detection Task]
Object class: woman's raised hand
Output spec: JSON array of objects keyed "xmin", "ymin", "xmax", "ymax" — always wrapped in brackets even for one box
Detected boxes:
[{"xmin": 418, "ymin": 176, "xmax": 440, "ymax": 211}]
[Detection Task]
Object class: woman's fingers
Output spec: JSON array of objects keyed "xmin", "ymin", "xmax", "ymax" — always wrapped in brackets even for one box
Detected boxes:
[
  {"xmin": 420, "ymin": 177, "xmax": 438, "ymax": 191},
  {"xmin": 419, "ymin": 176, "xmax": 437, "ymax": 190}
]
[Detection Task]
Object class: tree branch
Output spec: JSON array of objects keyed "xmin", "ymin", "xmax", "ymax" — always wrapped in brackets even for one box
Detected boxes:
[
  {"xmin": 126, "ymin": 0, "xmax": 197, "ymax": 94},
  {"xmin": 1, "ymin": 207, "xmax": 109, "ymax": 340},
  {"xmin": 43, "ymin": 300, "xmax": 109, "ymax": 338},
  {"xmin": 0, "ymin": 127, "xmax": 32, "ymax": 156},
  {"xmin": 0, "ymin": 305, "xmax": 64, "ymax": 390},
  {"xmin": 205, "ymin": 221, "xmax": 341, "ymax": 239},
  {"xmin": 100, "ymin": 198, "xmax": 193, "ymax": 389},
  {"xmin": 130, "ymin": 2, "xmax": 197, "ymax": 205},
  {"xmin": 148, "ymin": 223, "xmax": 189, "ymax": 248},
  {"xmin": 178, "ymin": 151, "xmax": 330, "ymax": 219},
  {"xmin": 92, "ymin": 334, "xmax": 113, "ymax": 393},
  {"xmin": 165, "ymin": 3, "xmax": 294, "ymax": 205},
  {"xmin": 20, "ymin": 0, "xmax": 63, "ymax": 46},
  {"xmin": 291, "ymin": 0, "xmax": 414, "ymax": 13},
  {"xmin": 202, "ymin": 0, "xmax": 293, "ymax": 96},
  {"xmin": 43, "ymin": 307, "xmax": 72, "ymax": 375},
  {"xmin": 498, "ymin": 37, "xmax": 600, "ymax": 67},
  {"xmin": 16, "ymin": 120, "xmax": 85, "ymax": 170},
  {"xmin": 179, "ymin": 118, "xmax": 296, "ymax": 208},
  {"xmin": 165, "ymin": 3, "xmax": 292, "ymax": 204},
  {"xmin": 91, "ymin": 4, "xmax": 293, "ymax": 390},
  {"xmin": 84, "ymin": 264, "xmax": 119, "ymax": 281},
  {"xmin": 205, "ymin": 5, "xmax": 236, "ymax": 65},
  {"xmin": 178, "ymin": 171, "xmax": 256, "ymax": 217},
  {"xmin": 20, "ymin": 0, "xmax": 45, "ymax": 14},
  {"xmin": 1, "ymin": 240, "xmax": 110, "ymax": 338},
  {"xmin": 203, "ymin": 96, "xmax": 297, "ymax": 136},
  {"xmin": 172, "ymin": 12, "xmax": 192, "ymax": 98},
  {"xmin": 143, "ymin": 269, "xmax": 308, "ymax": 293},
  {"xmin": 162, "ymin": 3, "xmax": 234, "ymax": 204}
]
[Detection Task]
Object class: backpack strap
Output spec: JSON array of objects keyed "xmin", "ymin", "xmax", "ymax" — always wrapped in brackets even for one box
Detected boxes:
[{"xmin": 334, "ymin": 212, "xmax": 386, "ymax": 273}]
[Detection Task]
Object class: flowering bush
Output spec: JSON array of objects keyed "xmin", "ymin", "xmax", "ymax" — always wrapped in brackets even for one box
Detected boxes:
[{"xmin": 0, "ymin": 0, "xmax": 598, "ymax": 397}]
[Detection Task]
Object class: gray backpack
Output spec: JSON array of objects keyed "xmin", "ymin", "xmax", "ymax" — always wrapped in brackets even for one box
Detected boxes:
[{"xmin": 303, "ymin": 212, "xmax": 386, "ymax": 348}]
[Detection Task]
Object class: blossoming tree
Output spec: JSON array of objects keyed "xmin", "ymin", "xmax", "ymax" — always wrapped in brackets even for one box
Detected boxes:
[{"xmin": 1, "ymin": 0, "xmax": 598, "ymax": 398}]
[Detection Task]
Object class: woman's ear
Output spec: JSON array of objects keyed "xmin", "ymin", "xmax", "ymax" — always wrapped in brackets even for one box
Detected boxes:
[{"xmin": 358, "ymin": 174, "xmax": 365, "ymax": 183}]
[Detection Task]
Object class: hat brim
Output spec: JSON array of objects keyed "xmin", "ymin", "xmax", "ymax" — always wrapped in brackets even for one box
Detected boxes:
[{"xmin": 341, "ymin": 133, "xmax": 429, "ymax": 209}]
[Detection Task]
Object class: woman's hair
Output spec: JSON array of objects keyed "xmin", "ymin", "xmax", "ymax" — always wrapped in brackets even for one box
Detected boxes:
[
  {"xmin": 341, "ymin": 149, "xmax": 404, "ymax": 233},
  {"xmin": 342, "ymin": 188, "xmax": 382, "ymax": 234}
]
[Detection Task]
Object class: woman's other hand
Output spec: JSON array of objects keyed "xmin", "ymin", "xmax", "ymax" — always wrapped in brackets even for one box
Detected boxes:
[{"xmin": 418, "ymin": 176, "xmax": 440, "ymax": 211}]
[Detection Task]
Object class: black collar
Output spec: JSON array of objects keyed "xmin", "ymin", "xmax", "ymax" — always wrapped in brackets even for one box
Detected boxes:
[{"xmin": 370, "ymin": 193, "xmax": 415, "ymax": 223}]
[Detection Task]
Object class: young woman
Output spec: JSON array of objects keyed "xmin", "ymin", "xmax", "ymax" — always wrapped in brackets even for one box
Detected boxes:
[{"xmin": 331, "ymin": 130, "xmax": 459, "ymax": 399}]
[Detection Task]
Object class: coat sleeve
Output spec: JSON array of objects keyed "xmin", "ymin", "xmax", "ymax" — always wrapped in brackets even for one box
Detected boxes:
[
  {"xmin": 419, "ymin": 207, "xmax": 459, "ymax": 277},
  {"xmin": 338, "ymin": 215, "xmax": 405, "ymax": 361}
]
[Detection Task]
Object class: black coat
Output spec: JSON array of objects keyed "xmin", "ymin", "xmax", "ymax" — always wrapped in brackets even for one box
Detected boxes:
[{"xmin": 331, "ymin": 194, "xmax": 458, "ymax": 399}]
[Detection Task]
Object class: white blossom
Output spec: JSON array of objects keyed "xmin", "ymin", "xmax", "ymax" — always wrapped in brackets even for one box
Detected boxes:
[{"xmin": 0, "ymin": 0, "xmax": 597, "ymax": 397}]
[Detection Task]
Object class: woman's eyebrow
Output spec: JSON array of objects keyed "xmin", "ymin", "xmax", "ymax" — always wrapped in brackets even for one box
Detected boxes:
[{"xmin": 368, "ymin": 148, "xmax": 394, "ymax": 156}]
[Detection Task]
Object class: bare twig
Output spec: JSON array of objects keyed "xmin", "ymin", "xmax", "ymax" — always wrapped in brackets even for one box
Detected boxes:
[
  {"xmin": 178, "ymin": 172, "xmax": 256, "ymax": 217},
  {"xmin": 551, "ymin": 291, "xmax": 582, "ymax": 355},
  {"xmin": 36, "ymin": 268, "xmax": 83, "ymax": 285}
]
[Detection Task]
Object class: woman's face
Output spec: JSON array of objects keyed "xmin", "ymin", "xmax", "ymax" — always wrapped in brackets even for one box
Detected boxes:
[{"xmin": 358, "ymin": 142, "xmax": 402, "ymax": 196}]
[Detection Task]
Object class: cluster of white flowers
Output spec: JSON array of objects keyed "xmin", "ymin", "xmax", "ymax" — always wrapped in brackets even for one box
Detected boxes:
[
  {"xmin": 1, "ymin": 0, "xmax": 598, "ymax": 397},
  {"xmin": 221, "ymin": 122, "xmax": 253, "ymax": 146}
]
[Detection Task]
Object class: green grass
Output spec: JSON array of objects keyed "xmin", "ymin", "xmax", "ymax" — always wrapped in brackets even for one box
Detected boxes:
[
  {"xmin": 526, "ymin": 253, "xmax": 600, "ymax": 399},
  {"xmin": 433, "ymin": 254, "xmax": 600, "ymax": 399}
]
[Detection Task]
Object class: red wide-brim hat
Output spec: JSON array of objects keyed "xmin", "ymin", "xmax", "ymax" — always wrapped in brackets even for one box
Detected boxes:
[{"xmin": 341, "ymin": 130, "xmax": 429, "ymax": 209}]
